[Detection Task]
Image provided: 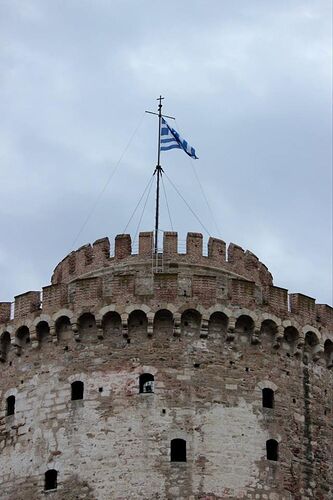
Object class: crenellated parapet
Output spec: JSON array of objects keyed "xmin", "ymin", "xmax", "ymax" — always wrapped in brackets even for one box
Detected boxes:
[
  {"xmin": 315, "ymin": 303, "xmax": 333, "ymax": 327},
  {"xmin": 52, "ymin": 237, "xmax": 110, "ymax": 285},
  {"xmin": 50, "ymin": 232, "xmax": 273, "ymax": 287},
  {"xmin": 0, "ymin": 303, "xmax": 11, "ymax": 324},
  {"xmin": 1, "ymin": 231, "xmax": 332, "ymax": 368}
]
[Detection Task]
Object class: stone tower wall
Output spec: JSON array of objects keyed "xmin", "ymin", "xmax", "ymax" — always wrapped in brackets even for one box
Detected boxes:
[{"xmin": 0, "ymin": 232, "xmax": 332, "ymax": 500}]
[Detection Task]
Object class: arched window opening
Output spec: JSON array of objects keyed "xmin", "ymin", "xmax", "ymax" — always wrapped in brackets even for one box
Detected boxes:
[
  {"xmin": 208, "ymin": 312, "xmax": 228, "ymax": 338},
  {"xmin": 6, "ymin": 395, "xmax": 15, "ymax": 416},
  {"xmin": 266, "ymin": 439, "xmax": 278, "ymax": 461},
  {"xmin": 15, "ymin": 326, "xmax": 30, "ymax": 346},
  {"xmin": 262, "ymin": 388, "xmax": 274, "ymax": 409},
  {"xmin": 171, "ymin": 439, "xmax": 187, "ymax": 462},
  {"xmin": 153, "ymin": 310, "xmax": 173, "ymax": 337},
  {"xmin": 45, "ymin": 469, "xmax": 57, "ymax": 491},
  {"xmin": 304, "ymin": 331, "xmax": 319, "ymax": 349},
  {"xmin": 235, "ymin": 315, "xmax": 254, "ymax": 340},
  {"xmin": 55, "ymin": 316, "xmax": 72, "ymax": 342},
  {"xmin": 284, "ymin": 327, "xmax": 298, "ymax": 343},
  {"xmin": 78, "ymin": 313, "xmax": 97, "ymax": 339},
  {"xmin": 324, "ymin": 340, "xmax": 333, "ymax": 368},
  {"xmin": 283, "ymin": 326, "xmax": 299, "ymax": 353},
  {"xmin": 71, "ymin": 381, "xmax": 84, "ymax": 401},
  {"xmin": 260, "ymin": 320, "xmax": 277, "ymax": 345},
  {"xmin": 102, "ymin": 311, "xmax": 122, "ymax": 335},
  {"xmin": 36, "ymin": 321, "xmax": 50, "ymax": 343},
  {"xmin": 102, "ymin": 311, "xmax": 124, "ymax": 348},
  {"xmin": 181, "ymin": 310, "xmax": 201, "ymax": 337},
  {"xmin": 139, "ymin": 373, "xmax": 154, "ymax": 393},
  {"xmin": 0, "ymin": 332, "xmax": 11, "ymax": 362},
  {"xmin": 128, "ymin": 310, "xmax": 148, "ymax": 338},
  {"xmin": 304, "ymin": 331, "xmax": 320, "ymax": 363}
]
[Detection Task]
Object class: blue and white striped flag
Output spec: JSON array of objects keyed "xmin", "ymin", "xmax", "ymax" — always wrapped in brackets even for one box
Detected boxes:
[{"xmin": 160, "ymin": 118, "xmax": 198, "ymax": 159}]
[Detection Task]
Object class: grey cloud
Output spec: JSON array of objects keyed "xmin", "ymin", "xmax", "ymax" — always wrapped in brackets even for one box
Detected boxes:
[{"xmin": 0, "ymin": 0, "xmax": 331, "ymax": 305}]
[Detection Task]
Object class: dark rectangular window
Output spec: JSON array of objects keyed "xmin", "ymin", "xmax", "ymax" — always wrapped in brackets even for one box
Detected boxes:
[
  {"xmin": 45, "ymin": 469, "xmax": 57, "ymax": 490},
  {"xmin": 6, "ymin": 395, "xmax": 15, "ymax": 416},
  {"xmin": 71, "ymin": 381, "xmax": 84, "ymax": 400}
]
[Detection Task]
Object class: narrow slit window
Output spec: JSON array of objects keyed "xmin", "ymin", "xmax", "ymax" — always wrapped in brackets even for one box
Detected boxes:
[
  {"xmin": 262, "ymin": 388, "xmax": 274, "ymax": 409},
  {"xmin": 171, "ymin": 439, "xmax": 187, "ymax": 462},
  {"xmin": 266, "ymin": 439, "xmax": 278, "ymax": 461},
  {"xmin": 6, "ymin": 395, "xmax": 15, "ymax": 416},
  {"xmin": 139, "ymin": 373, "xmax": 154, "ymax": 394},
  {"xmin": 45, "ymin": 469, "xmax": 57, "ymax": 490},
  {"xmin": 71, "ymin": 381, "xmax": 84, "ymax": 400}
]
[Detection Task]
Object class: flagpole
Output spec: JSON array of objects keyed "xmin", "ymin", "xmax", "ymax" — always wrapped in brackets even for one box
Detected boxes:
[
  {"xmin": 146, "ymin": 97, "xmax": 175, "ymax": 256},
  {"xmin": 154, "ymin": 96, "xmax": 163, "ymax": 254}
]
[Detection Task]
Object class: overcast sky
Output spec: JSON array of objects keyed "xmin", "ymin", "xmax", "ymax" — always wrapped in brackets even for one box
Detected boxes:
[{"xmin": 0, "ymin": 0, "xmax": 332, "ymax": 306}]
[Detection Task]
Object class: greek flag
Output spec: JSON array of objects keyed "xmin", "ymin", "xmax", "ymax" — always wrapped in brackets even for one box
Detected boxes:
[{"xmin": 160, "ymin": 118, "xmax": 198, "ymax": 159}]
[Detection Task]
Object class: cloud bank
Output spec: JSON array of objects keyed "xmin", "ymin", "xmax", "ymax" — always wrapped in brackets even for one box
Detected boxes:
[{"xmin": 0, "ymin": 0, "xmax": 332, "ymax": 305}]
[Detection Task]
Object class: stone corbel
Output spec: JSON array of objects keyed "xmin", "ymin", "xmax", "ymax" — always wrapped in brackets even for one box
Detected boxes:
[
  {"xmin": 121, "ymin": 314, "xmax": 129, "ymax": 338},
  {"xmin": 302, "ymin": 352, "xmax": 310, "ymax": 364},
  {"xmin": 251, "ymin": 325, "xmax": 261, "ymax": 345},
  {"xmin": 11, "ymin": 337, "xmax": 21, "ymax": 356},
  {"xmin": 200, "ymin": 318, "xmax": 209, "ymax": 339},
  {"xmin": 14, "ymin": 343, "xmax": 22, "ymax": 356},
  {"xmin": 312, "ymin": 346, "xmax": 324, "ymax": 363},
  {"xmin": 327, "ymin": 354, "xmax": 333, "ymax": 370},
  {"xmin": 31, "ymin": 331, "xmax": 39, "ymax": 349},
  {"xmin": 273, "ymin": 326, "xmax": 284, "ymax": 349},
  {"xmin": 226, "ymin": 317, "xmax": 236, "ymax": 342},
  {"xmin": 72, "ymin": 322, "xmax": 80, "ymax": 342},
  {"xmin": 50, "ymin": 325, "xmax": 58, "ymax": 344},
  {"xmin": 173, "ymin": 314, "xmax": 181, "ymax": 337},
  {"xmin": 294, "ymin": 340, "xmax": 304, "ymax": 359},
  {"xmin": 147, "ymin": 315, "xmax": 154, "ymax": 337},
  {"xmin": 96, "ymin": 319, "xmax": 104, "ymax": 339}
]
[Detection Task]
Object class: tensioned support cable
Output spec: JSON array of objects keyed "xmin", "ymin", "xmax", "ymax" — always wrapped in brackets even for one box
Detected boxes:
[
  {"xmin": 161, "ymin": 174, "xmax": 174, "ymax": 232},
  {"xmin": 133, "ymin": 175, "xmax": 155, "ymax": 245},
  {"xmin": 123, "ymin": 174, "xmax": 155, "ymax": 234},
  {"xmin": 70, "ymin": 112, "xmax": 146, "ymax": 250},
  {"xmin": 190, "ymin": 161, "xmax": 221, "ymax": 236},
  {"xmin": 164, "ymin": 172, "xmax": 211, "ymax": 237}
]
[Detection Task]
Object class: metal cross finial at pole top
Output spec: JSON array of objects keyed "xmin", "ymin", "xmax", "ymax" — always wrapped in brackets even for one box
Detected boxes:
[{"xmin": 156, "ymin": 95, "xmax": 164, "ymax": 168}]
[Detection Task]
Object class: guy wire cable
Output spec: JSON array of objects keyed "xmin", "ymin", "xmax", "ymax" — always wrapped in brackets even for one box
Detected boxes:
[
  {"xmin": 123, "ymin": 174, "xmax": 155, "ymax": 234},
  {"xmin": 190, "ymin": 160, "xmax": 221, "ymax": 236},
  {"xmin": 164, "ymin": 172, "xmax": 211, "ymax": 237},
  {"xmin": 70, "ymin": 112, "xmax": 146, "ymax": 250},
  {"xmin": 161, "ymin": 173, "xmax": 174, "ymax": 231},
  {"xmin": 133, "ymin": 174, "xmax": 155, "ymax": 245}
]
